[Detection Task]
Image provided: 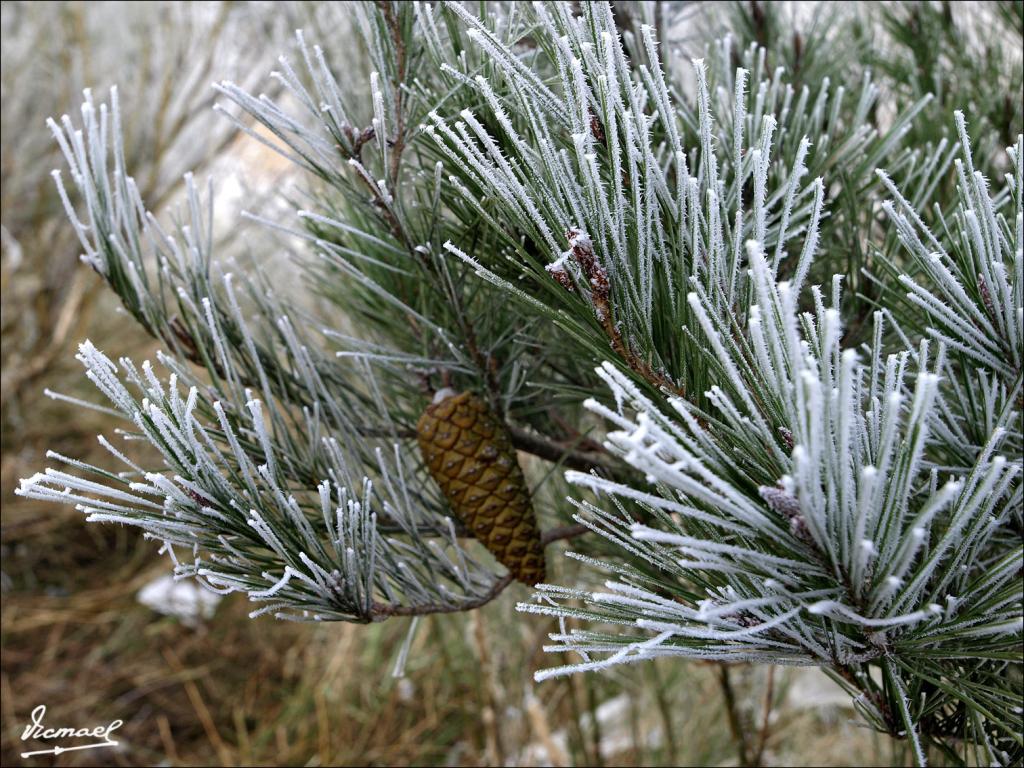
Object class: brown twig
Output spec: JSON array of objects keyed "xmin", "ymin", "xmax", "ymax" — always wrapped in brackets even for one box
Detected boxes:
[
  {"xmin": 751, "ymin": 665, "xmax": 776, "ymax": 766},
  {"xmin": 344, "ymin": 7, "xmax": 505, "ymax": 412},
  {"xmin": 369, "ymin": 523, "xmax": 590, "ymax": 620},
  {"xmin": 558, "ymin": 229, "xmax": 686, "ymax": 398},
  {"xmin": 541, "ymin": 523, "xmax": 590, "ymax": 546},
  {"xmin": 508, "ymin": 424, "xmax": 619, "ymax": 476},
  {"xmin": 549, "ymin": 410, "xmax": 606, "ymax": 454},
  {"xmin": 718, "ymin": 663, "xmax": 752, "ymax": 768},
  {"xmin": 338, "ymin": 1, "xmax": 414, "ymax": 258},
  {"xmin": 376, "ymin": 0, "xmax": 407, "ymax": 189},
  {"xmin": 370, "ymin": 573, "xmax": 515, "ymax": 620},
  {"xmin": 461, "ymin": 317, "xmax": 503, "ymax": 414}
]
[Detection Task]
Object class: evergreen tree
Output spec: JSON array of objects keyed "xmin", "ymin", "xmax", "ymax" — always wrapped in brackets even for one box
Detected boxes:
[{"xmin": 18, "ymin": 2, "xmax": 1022, "ymax": 764}]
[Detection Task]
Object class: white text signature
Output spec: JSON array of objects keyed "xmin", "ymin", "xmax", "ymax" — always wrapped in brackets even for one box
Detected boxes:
[{"xmin": 20, "ymin": 705, "xmax": 123, "ymax": 758}]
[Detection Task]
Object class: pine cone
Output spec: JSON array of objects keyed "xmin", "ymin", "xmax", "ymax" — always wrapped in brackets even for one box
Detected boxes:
[{"xmin": 416, "ymin": 390, "xmax": 546, "ymax": 585}]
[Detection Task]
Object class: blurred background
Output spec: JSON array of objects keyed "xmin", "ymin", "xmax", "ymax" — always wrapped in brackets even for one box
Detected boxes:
[{"xmin": 1, "ymin": 1, "xmax": 1019, "ymax": 766}]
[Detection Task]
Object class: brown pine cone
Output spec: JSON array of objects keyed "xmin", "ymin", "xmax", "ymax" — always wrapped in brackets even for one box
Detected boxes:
[{"xmin": 416, "ymin": 389, "xmax": 546, "ymax": 585}]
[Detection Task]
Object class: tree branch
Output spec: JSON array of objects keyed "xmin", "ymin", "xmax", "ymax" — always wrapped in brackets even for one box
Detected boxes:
[
  {"xmin": 369, "ymin": 522, "xmax": 590, "ymax": 619},
  {"xmin": 370, "ymin": 573, "xmax": 514, "ymax": 620},
  {"xmin": 717, "ymin": 664, "xmax": 753, "ymax": 768},
  {"xmin": 541, "ymin": 523, "xmax": 589, "ymax": 546},
  {"xmin": 376, "ymin": 0, "xmax": 407, "ymax": 188},
  {"xmin": 507, "ymin": 424, "xmax": 620, "ymax": 476}
]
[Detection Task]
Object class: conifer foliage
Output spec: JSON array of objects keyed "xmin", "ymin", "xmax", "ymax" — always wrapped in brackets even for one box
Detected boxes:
[{"xmin": 17, "ymin": 2, "xmax": 1022, "ymax": 763}]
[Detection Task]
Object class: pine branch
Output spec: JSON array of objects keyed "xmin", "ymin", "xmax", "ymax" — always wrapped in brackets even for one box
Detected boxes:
[
  {"xmin": 507, "ymin": 424, "xmax": 621, "ymax": 477},
  {"xmin": 369, "ymin": 522, "xmax": 590, "ymax": 619}
]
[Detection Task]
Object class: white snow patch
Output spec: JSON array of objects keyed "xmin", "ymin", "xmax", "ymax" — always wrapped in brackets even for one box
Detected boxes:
[{"xmin": 137, "ymin": 574, "xmax": 222, "ymax": 624}]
